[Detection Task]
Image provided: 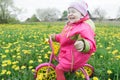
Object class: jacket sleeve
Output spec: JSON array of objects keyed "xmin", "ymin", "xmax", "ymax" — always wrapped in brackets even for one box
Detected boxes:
[{"xmin": 79, "ymin": 25, "xmax": 96, "ymax": 53}]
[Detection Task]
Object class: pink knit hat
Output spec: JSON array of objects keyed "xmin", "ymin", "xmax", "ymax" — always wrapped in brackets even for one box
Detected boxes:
[{"xmin": 68, "ymin": 0, "xmax": 88, "ymax": 16}]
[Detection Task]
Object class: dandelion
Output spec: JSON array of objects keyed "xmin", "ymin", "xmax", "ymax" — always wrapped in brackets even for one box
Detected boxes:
[
  {"xmin": 107, "ymin": 70, "xmax": 112, "ymax": 75},
  {"xmin": 100, "ymin": 55, "xmax": 103, "ymax": 58},
  {"xmin": 44, "ymin": 38, "xmax": 49, "ymax": 44},
  {"xmin": 1, "ymin": 55, "xmax": 6, "ymax": 58},
  {"xmin": 22, "ymin": 50, "xmax": 31, "ymax": 54},
  {"xmin": 40, "ymin": 50, "xmax": 44, "ymax": 53},
  {"xmin": 15, "ymin": 66, "xmax": 20, "ymax": 71},
  {"xmin": 44, "ymin": 54, "xmax": 49, "ymax": 59},
  {"xmin": 21, "ymin": 36, "xmax": 24, "ymax": 39},
  {"xmin": 7, "ymin": 60, "xmax": 11, "ymax": 65},
  {"xmin": 38, "ymin": 59, "xmax": 42, "ymax": 63},
  {"xmin": 99, "ymin": 45, "xmax": 103, "ymax": 48},
  {"xmin": 29, "ymin": 66, "xmax": 33, "ymax": 69},
  {"xmin": 21, "ymin": 66, "xmax": 26, "ymax": 69},
  {"xmin": 91, "ymin": 53, "xmax": 95, "ymax": 56},
  {"xmin": 108, "ymin": 78, "xmax": 111, "ymax": 80},
  {"xmin": 5, "ymin": 49, "xmax": 9, "ymax": 53},
  {"xmin": 93, "ymin": 76, "xmax": 99, "ymax": 80},
  {"xmin": 53, "ymin": 42, "xmax": 60, "ymax": 55},
  {"xmin": 6, "ymin": 71, "xmax": 11, "ymax": 75},
  {"xmin": 44, "ymin": 45, "xmax": 49, "ymax": 49},
  {"xmin": 32, "ymin": 69, "xmax": 35, "ymax": 72},
  {"xmin": 16, "ymin": 47, "xmax": 20, "ymax": 52},
  {"xmin": 29, "ymin": 60, "xmax": 34, "ymax": 64},
  {"xmin": 1, "ymin": 70, "xmax": 7, "ymax": 75},
  {"xmin": 17, "ymin": 55, "xmax": 21, "ymax": 59},
  {"xmin": 112, "ymin": 49, "xmax": 118, "ymax": 55},
  {"xmin": 115, "ymin": 55, "xmax": 120, "ymax": 59},
  {"xmin": 17, "ymin": 52, "xmax": 20, "ymax": 55},
  {"xmin": 12, "ymin": 55, "xmax": 16, "ymax": 58},
  {"xmin": 2, "ymin": 63, "xmax": 7, "ymax": 67},
  {"xmin": 38, "ymin": 55, "xmax": 42, "ymax": 58},
  {"xmin": 12, "ymin": 61, "xmax": 19, "ymax": 65},
  {"xmin": 106, "ymin": 47, "xmax": 111, "ymax": 50}
]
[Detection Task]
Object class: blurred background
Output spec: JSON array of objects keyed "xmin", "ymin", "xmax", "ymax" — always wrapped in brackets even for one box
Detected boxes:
[{"xmin": 0, "ymin": 0, "xmax": 120, "ymax": 23}]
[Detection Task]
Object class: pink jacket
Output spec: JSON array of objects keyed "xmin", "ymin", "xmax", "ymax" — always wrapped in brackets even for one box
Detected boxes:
[{"xmin": 55, "ymin": 15, "xmax": 96, "ymax": 71}]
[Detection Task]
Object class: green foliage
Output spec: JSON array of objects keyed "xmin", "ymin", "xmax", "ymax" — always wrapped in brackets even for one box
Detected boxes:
[
  {"xmin": 59, "ymin": 10, "xmax": 68, "ymax": 21},
  {"xmin": 25, "ymin": 14, "xmax": 40, "ymax": 22}
]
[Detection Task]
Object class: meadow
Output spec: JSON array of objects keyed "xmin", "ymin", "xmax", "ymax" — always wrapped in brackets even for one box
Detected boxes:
[{"xmin": 0, "ymin": 21, "xmax": 120, "ymax": 80}]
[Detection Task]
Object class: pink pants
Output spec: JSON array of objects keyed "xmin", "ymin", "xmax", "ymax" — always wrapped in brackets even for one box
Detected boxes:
[{"xmin": 55, "ymin": 65, "xmax": 66, "ymax": 80}]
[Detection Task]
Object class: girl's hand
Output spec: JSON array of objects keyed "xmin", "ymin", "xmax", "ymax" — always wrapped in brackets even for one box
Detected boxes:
[
  {"xmin": 74, "ymin": 40, "xmax": 84, "ymax": 52},
  {"xmin": 50, "ymin": 33, "xmax": 56, "ymax": 41}
]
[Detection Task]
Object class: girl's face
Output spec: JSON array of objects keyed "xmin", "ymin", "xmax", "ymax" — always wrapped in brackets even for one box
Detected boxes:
[{"xmin": 68, "ymin": 7, "xmax": 83, "ymax": 23}]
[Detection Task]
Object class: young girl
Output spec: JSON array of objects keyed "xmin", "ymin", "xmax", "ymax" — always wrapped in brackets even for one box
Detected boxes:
[{"xmin": 51, "ymin": 0, "xmax": 96, "ymax": 80}]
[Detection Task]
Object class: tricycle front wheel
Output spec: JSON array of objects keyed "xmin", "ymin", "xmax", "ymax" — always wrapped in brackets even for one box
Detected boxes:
[{"xmin": 35, "ymin": 63, "xmax": 56, "ymax": 80}]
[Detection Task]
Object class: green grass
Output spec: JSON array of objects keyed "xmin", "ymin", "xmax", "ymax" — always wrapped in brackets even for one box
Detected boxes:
[{"xmin": 0, "ymin": 21, "xmax": 120, "ymax": 80}]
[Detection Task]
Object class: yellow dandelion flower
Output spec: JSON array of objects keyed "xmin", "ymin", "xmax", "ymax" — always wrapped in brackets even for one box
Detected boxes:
[
  {"xmin": 1, "ymin": 70, "xmax": 7, "ymax": 75},
  {"xmin": 40, "ymin": 50, "xmax": 44, "ymax": 53},
  {"xmin": 21, "ymin": 36, "xmax": 24, "ymax": 39},
  {"xmin": 44, "ymin": 54, "xmax": 49, "ymax": 59},
  {"xmin": 53, "ymin": 42, "xmax": 60, "ymax": 55},
  {"xmin": 38, "ymin": 59, "xmax": 42, "ymax": 63},
  {"xmin": 12, "ymin": 65, "xmax": 17, "ymax": 69},
  {"xmin": 12, "ymin": 55, "xmax": 16, "ymax": 58},
  {"xmin": 6, "ymin": 71, "xmax": 11, "ymax": 75},
  {"xmin": 115, "ymin": 55, "xmax": 120, "ymax": 59},
  {"xmin": 17, "ymin": 53, "xmax": 20, "ymax": 55},
  {"xmin": 44, "ymin": 38, "xmax": 49, "ymax": 44},
  {"xmin": 7, "ymin": 60, "xmax": 11, "ymax": 65},
  {"xmin": 5, "ymin": 49, "xmax": 9, "ymax": 53},
  {"xmin": 47, "ymin": 51, "xmax": 51, "ymax": 54},
  {"xmin": 100, "ymin": 55, "xmax": 103, "ymax": 58},
  {"xmin": 16, "ymin": 47, "xmax": 20, "ymax": 52},
  {"xmin": 32, "ymin": 69, "xmax": 35, "ymax": 72},
  {"xmin": 2, "ymin": 63, "xmax": 7, "ymax": 67},
  {"xmin": 108, "ymin": 78, "xmax": 111, "ymax": 80},
  {"xmin": 29, "ymin": 66, "xmax": 33, "ymax": 69},
  {"xmin": 107, "ymin": 70, "xmax": 112, "ymax": 75},
  {"xmin": 112, "ymin": 50, "xmax": 118, "ymax": 55},
  {"xmin": 38, "ymin": 56, "xmax": 42, "ymax": 58},
  {"xmin": 12, "ymin": 61, "xmax": 19, "ymax": 65},
  {"xmin": 21, "ymin": 66, "xmax": 26, "ymax": 69},
  {"xmin": 99, "ymin": 45, "xmax": 103, "ymax": 48},
  {"xmin": 91, "ymin": 53, "xmax": 95, "ymax": 56},
  {"xmin": 22, "ymin": 50, "xmax": 31, "ymax": 54},
  {"xmin": 15, "ymin": 66, "xmax": 20, "ymax": 71},
  {"xmin": 29, "ymin": 60, "xmax": 34, "ymax": 64},
  {"xmin": 17, "ymin": 55, "xmax": 21, "ymax": 59},
  {"xmin": 1, "ymin": 55, "xmax": 6, "ymax": 58},
  {"xmin": 93, "ymin": 76, "xmax": 99, "ymax": 80},
  {"xmin": 106, "ymin": 47, "xmax": 111, "ymax": 50}
]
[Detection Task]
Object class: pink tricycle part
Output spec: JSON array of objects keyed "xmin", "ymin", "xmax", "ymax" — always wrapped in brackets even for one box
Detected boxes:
[
  {"xmin": 34, "ymin": 36, "xmax": 94, "ymax": 80},
  {"xmin": 36, "ymin": 63, "xmax": 56, "ymax": 71}
]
